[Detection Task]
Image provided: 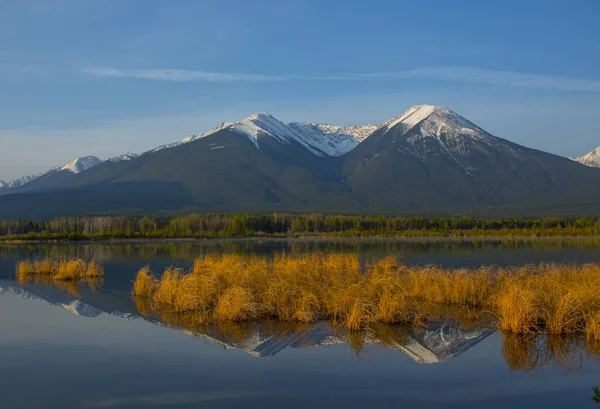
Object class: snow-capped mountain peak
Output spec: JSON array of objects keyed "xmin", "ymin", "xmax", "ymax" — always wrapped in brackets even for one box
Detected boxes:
[
  {"xmin": 382, "ymin": 105, "xmax": 488, "ymax": 137},
  {"xmin": 231, "ymin": 112, "xmax": 297, "ymax": 148},
  {"xmin": 367, "ymin": 104, "xmax": 517, "ymax": 177},
  {"xmin": 572, "ymin": 146, "xmax": 600, "ymax": 168},
  {"xmin": 383, "ymin": 104, "xmax": 437, "ymax": 132},
  {"xmin": 60, "ymin": 156, "xmax": 103, "ymax": 174}
]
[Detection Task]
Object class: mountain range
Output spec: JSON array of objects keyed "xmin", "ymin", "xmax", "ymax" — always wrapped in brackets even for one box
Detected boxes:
[{"xmin": 1, "ymin": 104, "xmax": 599, "ymax": 219}]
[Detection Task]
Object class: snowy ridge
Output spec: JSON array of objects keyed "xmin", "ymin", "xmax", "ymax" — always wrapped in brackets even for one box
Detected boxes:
[
  {"xmin": 226, "ymin": 112, "xmax": 378, "ymax": 156},
  {"xmin": 198, "ymin": 122, "xmax": 234, "ymax": 138},
  {"xmin": 108, "ymin": 152, "xmax": 139, "ymax": 163},
  {"xmin": 148, "ymin": 122, "xmax": 234, "ymax": 153},
  {"xmin": 288, "ymin": 123, "xmax": 378, "ymax": 156},
  {"xmin": 0, "ymin": 173, "xmax": 43, "ymax": 189},
  {"xmin": 60, "ymin": 156, "xmax": 103, "ymax": 174},
  {"xmin": 572, "ymin": 146, "xmax": 600, "ymax": 168}
]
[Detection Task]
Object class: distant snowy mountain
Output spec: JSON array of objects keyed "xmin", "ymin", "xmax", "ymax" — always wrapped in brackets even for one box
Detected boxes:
[
  {"xmin": 0, "ymin": 156, "xmax": 103, "ymax": 192},
  {"xmin": 59, "ymin": 156, "xmax": 103, "ymax": 174},
  {"xmin": 0, "ymin": 173, "xmax": 43, "ymax": 189},
  {"xmin": 572, "ymin": 146, "xmax": 600, "ymax": 168}
]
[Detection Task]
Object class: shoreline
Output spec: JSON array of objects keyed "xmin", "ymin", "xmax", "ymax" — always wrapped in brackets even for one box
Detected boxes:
[{"xmin": 1, "ymin": 234, "xmax": 600, "ymax": 244}]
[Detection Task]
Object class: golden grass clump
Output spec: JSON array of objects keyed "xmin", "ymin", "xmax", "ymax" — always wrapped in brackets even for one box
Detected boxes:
[
  {"xmin": 84, "ymin": 260, "xmax": 104, "ymax": 278},
  {"xmin": 131, "ymin": 254, "xmax": 600, "ymax": 336},
  {"xmin": 131, "ymin": 266, "xmax": 158, "ymax": 297},
  {"xmin": 33, "ymin": 259, "xmax": 58, "ymax": 275},
  {"xmin": 54, "ymin": 259, "xmax": 86, "ymax": 281},
  {"xmin": 403, "ymin": 265, "xmax": 495, "ymax": 307},
  {"xmin": 153, "ymin": 267, "xmax": 184, "ymax": 307},
  {"xmin": 490, "ymin": 263, "xmax": 600, "ymax": 336},
  {"xmin": 16, "ymin": 261, "xmax": 34, "ymax": 280},
  {"xmin": 215, "ymin": 287, "xmax": 258, "ymax": 322},
  {"xmin": 492, "ymin": 280, "xmax": 539, "ymax": 333},
  {"xmin": 16, "ymin": 258, "xmax": 104, "ymax": 282}
]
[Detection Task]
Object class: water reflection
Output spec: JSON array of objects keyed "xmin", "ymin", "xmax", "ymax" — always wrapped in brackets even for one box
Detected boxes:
[
  {"xmin": 3, "ymin": 277, "xmax": 600, "ymax": 373},
  {"xmin": 16, "ymin": 273, "xmax": 103, "ymax": 298},
  {"xmin": 133, "ymin": 302, "xmax": 493, "ymax": 362},
  {"xmin": 501, "ymin": 332, "xmax": 599, "ymax": 373},
  {"xmin": 1, "ymin": 237, "xmax": 600, "ymax": 267}
]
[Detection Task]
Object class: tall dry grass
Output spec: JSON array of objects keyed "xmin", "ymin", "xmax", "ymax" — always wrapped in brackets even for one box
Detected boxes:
[
  {"xmin": 131, "ymin": 254, "xmax": 600, "ymax": 336},
  {"xmin": 16, "ymin": 258, "xmax": 104, "ymax": 282}
]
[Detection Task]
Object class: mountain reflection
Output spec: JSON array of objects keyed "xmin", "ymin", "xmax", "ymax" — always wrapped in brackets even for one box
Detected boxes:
[
  {"xmin": 2, "ymin": 278, "xmax": 599, "ymax": 371},
  {"xmin": 130, "ymin": 297, "xmax": 496, "ymax": 362}
]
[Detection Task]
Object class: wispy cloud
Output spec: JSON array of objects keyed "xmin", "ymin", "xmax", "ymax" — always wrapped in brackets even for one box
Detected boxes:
[
  {"xmin": 84, "ymin": 66, "xmax": 600, "ymax": 93},
  {"xmin": 83, "ymin": 68, "xmax": 284, "ymax": 82},
  {"xmin": 376, "ymin": 67, "xmax": 600, "ymax": 93}
]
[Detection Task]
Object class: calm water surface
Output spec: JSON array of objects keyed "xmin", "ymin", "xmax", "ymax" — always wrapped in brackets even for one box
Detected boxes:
[{"xmin": 1, "ymin": 238, "xmax": 599, "ymax": 409}]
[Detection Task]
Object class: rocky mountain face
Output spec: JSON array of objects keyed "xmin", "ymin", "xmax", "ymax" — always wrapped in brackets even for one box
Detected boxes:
[{"xmin": 1, "ymin": 105, "xmax": 599, "ymax": 218}]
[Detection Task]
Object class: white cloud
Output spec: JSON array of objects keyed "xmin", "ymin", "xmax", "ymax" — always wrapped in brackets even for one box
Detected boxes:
[{"xmin": 84, "ymin": 66, "xmax": 600, "ymax": 93}]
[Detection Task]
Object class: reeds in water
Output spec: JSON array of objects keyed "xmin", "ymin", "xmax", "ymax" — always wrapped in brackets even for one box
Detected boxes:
[
  {"xmin": 131, "ymin": 254, "xmax": 600, "ymax": 337},
  {"xmin": 16, "ymin": 257, "xmax": 104, "ymax": 282}
]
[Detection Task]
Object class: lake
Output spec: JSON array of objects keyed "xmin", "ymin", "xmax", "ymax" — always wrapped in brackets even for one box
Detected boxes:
[{"xmin": 1, "ymin": 238, "xmax": 599, "ymax": 409}]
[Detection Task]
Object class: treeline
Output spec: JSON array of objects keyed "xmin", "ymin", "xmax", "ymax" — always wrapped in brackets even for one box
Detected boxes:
[{"xmin": 0, "ymin": 214, "xmax": 599, "ymax": 240}]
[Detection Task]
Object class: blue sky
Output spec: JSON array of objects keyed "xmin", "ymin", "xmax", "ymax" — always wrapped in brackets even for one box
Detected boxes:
[{"xmin": 1, "ymin": 0, "xmax": 599, "ymax": 180}]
